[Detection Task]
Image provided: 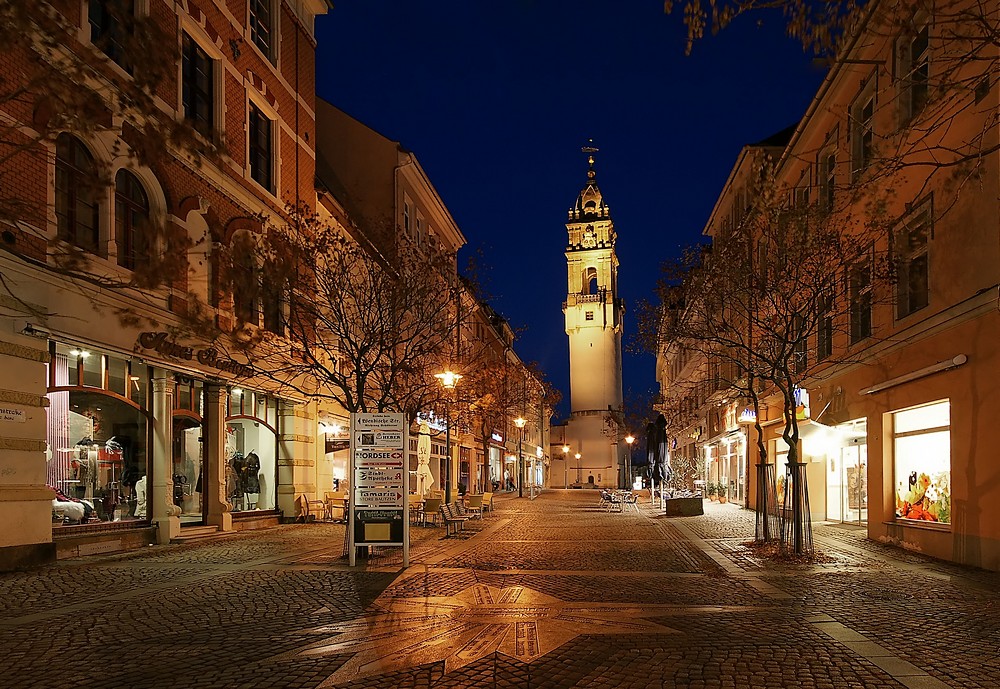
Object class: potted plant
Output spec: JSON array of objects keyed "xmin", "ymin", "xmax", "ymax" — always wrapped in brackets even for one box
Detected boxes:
[
  {"xmin": 718, "ymin": 481, "xmax": 728, "ymax": 504},
  {"xmin": 707, "ymin": 482, "xmax": 718, "ymax": 501}
]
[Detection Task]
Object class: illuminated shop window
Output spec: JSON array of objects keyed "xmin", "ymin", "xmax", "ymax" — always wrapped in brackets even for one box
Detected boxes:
[{"xmin": 893, "ymin": 400, "xmax": 950, "ymax": 524}]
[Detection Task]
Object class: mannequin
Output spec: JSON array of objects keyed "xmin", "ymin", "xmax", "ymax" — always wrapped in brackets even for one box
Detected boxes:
[{"xmin": 133, "ymin": 475, "xmax": 147, "ymax": 518}]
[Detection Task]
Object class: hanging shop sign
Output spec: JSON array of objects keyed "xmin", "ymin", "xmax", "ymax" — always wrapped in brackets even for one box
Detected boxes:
[
  {"xmin": 349, "ymin": 412, "xmax": 409, "ymax": 566},
  {"xmin": 135, "ymin": 332, "xmax": 254, "ymax": 377}
]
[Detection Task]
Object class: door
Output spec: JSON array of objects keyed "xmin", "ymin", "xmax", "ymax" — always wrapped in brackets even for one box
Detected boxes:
[
  {"xmin": 842, "ymin": 441, "xmax": 868, "ymax": 525},
  {"xmin": 173, "ymin": 415, "xmax": 204, "ymax": 525}
]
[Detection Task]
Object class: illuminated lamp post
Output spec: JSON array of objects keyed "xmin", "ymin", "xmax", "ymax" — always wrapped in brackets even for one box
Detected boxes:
[
  {"xmin": 624, "ymin": 434, "xmax": 635, "ymax": 489},
  {"xmin": 575, "ymin": 452, "xmax": 582, "ymax": 485},
  {"xmin": 514, "ymin": 416, "xmax": 526, "ymax": 498},
  {"xmin": 434, "ymin": 370, "xmax": 462, "ymax": 504},
  {"xmin": 562, "ymin": 444, "xmax": 570, "ymax": 489}
]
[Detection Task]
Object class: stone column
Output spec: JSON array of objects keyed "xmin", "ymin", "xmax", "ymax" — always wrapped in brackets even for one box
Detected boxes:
[
  {"xmin": 276, "ymin": 400, "xmax": 315, "ymax": 519},
  {"xmin": 151, "ymin": 371, "xmax": 180, "ymax": 543},
  {"xmin": 202, "ymin": 384, "xmax": 232, "ymax": 532},
  {"xmin": 0, "ymin": 329, "xmax": 55, "ymax": 570}
]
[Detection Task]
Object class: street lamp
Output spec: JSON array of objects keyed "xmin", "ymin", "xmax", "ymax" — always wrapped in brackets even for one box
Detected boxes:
[
  {"xmin": 575, "ymin": 452, "xmax": 582, "ymax": 485},
  {"xmin": 562, "ymin": 444, "xmax": 570, "ymax": 489},
  {"xmin": 514, "ymin": 416, "xmax": 526, "ymax": 498},
  {"xmin": 434, "ymin": 370, "xmax": 462, "ymax": 504},
  {"xmin": 625, "ymin": 434, "xmax": 635, "ymax": 489}
]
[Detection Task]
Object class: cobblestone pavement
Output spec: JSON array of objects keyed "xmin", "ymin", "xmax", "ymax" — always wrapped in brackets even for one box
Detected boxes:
[{"xmin": 2, "ymin": 491, "xmax": 999, "ymax": 688}]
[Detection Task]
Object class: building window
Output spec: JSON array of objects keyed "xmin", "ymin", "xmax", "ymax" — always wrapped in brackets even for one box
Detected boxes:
[
  {"xmin": 893, "ymin": 400, "xmax": 950, "ymax": 524},
  {"xmin": 415, "ymin": 215, "xmax": 424, "ymax": 246},
  {"xmin": 584, "ymin": 267, "xmax": 598, "ymax": 294},
  {"xmin": 231, "ymin": 234, "xmax": 259, "ymax": 325},
  {"xmin": 403, "ymin": 200, "xmax": 411, "ymax": 234},
  {"xmin": 249, "ymin": 102, "xmax": 273, "ymax": 193},
  {"xmin": 585, "ymin": 311, "xmax": 594, "ymax": 321},
  {"xmin": 816, "ymin": 292, "xmax": 833, "ymax": 362},
  {"xmin": 895, "ymin": 208, "xmax": 930, "ymax": 319},
  {"xmin": 248, "ymin": 0, "xmax": 274, "ymax": 61},
  {"xmin": 55, "ymin": 134, "xmax": 101, "ymax": 254},
  {"xmin": 261, "ymin": 259, "xmax": 284, "ymax": 335},
  {"xmin": 793, "ymin": 314, "xmax": 807, "ymax": 374},
  {"xmin": 850, "ymin": 80, "xmax": 876, "ymax": 179},
  {"xmin": 818, "ymin": 149, "xmax": 836, "ymax": 212},
  {"xmin": 46, "ymin": 343, "xmax": 150, "ymax": 526},
  {"xmin": 849, "ymin": 259, "xmax": 872, "ymax": 344},
  {"xmin": 182, "ymin": 33, "xmax": 215, "ymax": 137},
  {"xmin": 114, "ymin": 170, "xmax": 150, "ymax": 270},
  {"xmin": 794, "ymin": 185, "xmax": 810, "ymax": 208},
  {"xmin": 899, "ymin": 24, "xmax": 929, "ymax": 123},
  {"xmin": 89, "ymin": 0, "xmax": 133, "ymax": 70}
]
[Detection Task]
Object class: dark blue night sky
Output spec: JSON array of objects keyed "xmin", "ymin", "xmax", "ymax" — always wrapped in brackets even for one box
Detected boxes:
[{"xmin": 316, "ymin": 1, "xmax": 826, "ymax": 421}]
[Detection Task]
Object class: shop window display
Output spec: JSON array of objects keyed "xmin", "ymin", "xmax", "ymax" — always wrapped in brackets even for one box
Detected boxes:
[
  {"xmin": 225, "ymin": 389, "xmax": 278, "ymax": 511},
  {"xmin": 172, "ymin": 378, "xmax": 205, "ymax": 525},
  {"xmin": 47, "ymin": 346, "xmax": 149, "ymax": 526},
  {"xmin": 894, "ymin": 400, "xmax": 951, "ymax": 524}
]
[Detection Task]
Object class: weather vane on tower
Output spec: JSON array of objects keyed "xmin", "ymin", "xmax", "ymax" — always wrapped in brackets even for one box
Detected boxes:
[{"xmin": 582, "ymin": 139, "xmax": 598, "ymax": 178}]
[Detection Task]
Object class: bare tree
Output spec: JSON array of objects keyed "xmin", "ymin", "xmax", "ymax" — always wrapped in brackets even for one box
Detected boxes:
[
  {"xmin": 665, "ymin": 0, "xmax": 999, "ymax": 206},
  {"xmin": 461, "ymin": 351, "xmax": 559, "ymax": 493},
  {"xmin": 212, "ymin": 209, "xmax": 466, "ymax": 421},
  {"xmin": 641, "ymin": 154, "xmax": 894, "ymax": 552}
]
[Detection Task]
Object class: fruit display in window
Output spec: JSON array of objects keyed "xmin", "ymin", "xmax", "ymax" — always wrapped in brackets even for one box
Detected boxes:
[{"xmin": 895, "ymin": 471, "xmax": 950, "ymax": 523}]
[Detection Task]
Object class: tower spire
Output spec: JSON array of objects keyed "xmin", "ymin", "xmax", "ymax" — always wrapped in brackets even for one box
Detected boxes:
[{"xmin": 582, "ymin": 139, "xmax": 598, "ymax": 182}]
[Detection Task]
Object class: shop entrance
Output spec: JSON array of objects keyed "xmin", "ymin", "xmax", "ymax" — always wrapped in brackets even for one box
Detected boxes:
[
  {"xmin": 826, "ymin": 422, "xmax": 868, "ymax": 525},
  {"xmin": 173, "ymin": 414, "xmax": 204, "ymax": 526}
]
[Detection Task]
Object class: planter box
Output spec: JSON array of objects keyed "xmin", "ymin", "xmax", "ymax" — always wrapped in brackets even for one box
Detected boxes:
[{"xmin": 664, "ymin": 497, "xmax": 704, "ymax": 517}]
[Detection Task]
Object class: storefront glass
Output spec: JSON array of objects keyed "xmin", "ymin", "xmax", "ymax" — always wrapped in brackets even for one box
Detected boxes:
[
  {"xmin": 225, "ymin": 388, "xmax": 278, "ymax": 512},
  {"xmin": 173, "ymin": 378, "xmax": 205, "ymax": 525},
  {"xmin": 825, "ymin": 419, "xmax": 868, "ymax": 525},
  {"xmin": 47, "ymin": 344, "xmax": 150, "ymax": 526},
  {"xmin": 893, "ymin": 400, "xmax": 950, "ymax": 524}
]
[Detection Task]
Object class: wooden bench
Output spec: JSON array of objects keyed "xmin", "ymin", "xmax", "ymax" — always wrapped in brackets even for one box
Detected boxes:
[{"xmin": 440, "ymin": 502, "xmax": 469, "ymax": 536}]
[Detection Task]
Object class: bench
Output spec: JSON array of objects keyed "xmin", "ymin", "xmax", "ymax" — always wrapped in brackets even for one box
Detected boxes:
[{"xmin": 440, "ymin": 502, "xmax": 469, "ymax": 536}]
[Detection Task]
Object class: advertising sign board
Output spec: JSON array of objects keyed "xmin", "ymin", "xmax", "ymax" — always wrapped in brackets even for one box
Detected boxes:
[{"xmin": 349, "ymin": 413, "xmax": 408, "ymax": 566}]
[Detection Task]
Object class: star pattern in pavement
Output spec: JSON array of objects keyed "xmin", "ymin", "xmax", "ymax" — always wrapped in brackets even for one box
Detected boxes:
[{"xmin": 281, "ymin": 582, "xmax": 683, "ymax": 686}]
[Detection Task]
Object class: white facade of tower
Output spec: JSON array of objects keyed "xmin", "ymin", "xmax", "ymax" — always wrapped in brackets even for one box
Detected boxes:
[{"xmin": 560, "ymin": 152, "xmax": 625, "ymax": 488}]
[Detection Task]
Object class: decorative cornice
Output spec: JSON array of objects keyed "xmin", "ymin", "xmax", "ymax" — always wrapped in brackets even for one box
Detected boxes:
[
  {"xmin": 0, "ymin": 340, "xmax": 49, "ymax": 363},
  {"xmin": 0, "ymin": 390, "xmax": 49, "ymax": 408}
]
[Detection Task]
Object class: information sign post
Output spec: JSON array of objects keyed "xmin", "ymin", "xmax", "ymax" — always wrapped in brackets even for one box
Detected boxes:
[{"xmin": 349, "ymin": 413, "xmax": 409, "ymax": 567}]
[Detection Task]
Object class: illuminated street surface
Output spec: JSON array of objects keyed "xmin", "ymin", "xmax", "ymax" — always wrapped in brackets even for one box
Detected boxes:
[
  {"xmin": 2, "ymin": 491, "xmax": 999, "ymax": 688},
  {"xmin": 276, "ymin": 583, "xmax": 691, "ymax": 686}
]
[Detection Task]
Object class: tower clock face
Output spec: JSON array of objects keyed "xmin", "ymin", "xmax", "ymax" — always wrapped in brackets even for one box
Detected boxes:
[{"xmin": 582, "ymin": 226, "xmax": 596, "ymax": 248}]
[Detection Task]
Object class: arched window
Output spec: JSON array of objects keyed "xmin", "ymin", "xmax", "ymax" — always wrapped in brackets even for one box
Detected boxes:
[
  {"xmin": 231, "ymin": 233, "xmax": 259, "ymax": 324},
  {"xmin": 114, "ymin": 170, "xmax": 150, "ymax": 270},
  {"xmin": 584, "ymin": 267, "xmax": 598, "ymax": 295},
  {"xmin": 55, "ymin": 134, "xmax": 100, "ymax": 253}
]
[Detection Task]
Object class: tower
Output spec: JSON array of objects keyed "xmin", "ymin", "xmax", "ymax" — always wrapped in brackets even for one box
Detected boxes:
[{"xmin": 562, "ymin": 145, "xmax": 625, "ymax": 488}]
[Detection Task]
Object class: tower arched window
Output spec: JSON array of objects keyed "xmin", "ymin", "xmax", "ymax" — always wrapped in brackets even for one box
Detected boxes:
[
  {"xmin": 583, "ymin": 267, "xmax": 598, "ymax": 295},
  {"xmin": 114, "ymin": 170, "xmax": 150, "ymax": 270},
  {"xmin": 55, "ymin": 134, "xmax": 100, "ymax": 253}
]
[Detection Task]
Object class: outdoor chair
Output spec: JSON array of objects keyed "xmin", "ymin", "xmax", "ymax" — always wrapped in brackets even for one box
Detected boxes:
[
  {"xmin": 465, "ymin": 494, "xmax": 483, "ymax": 518},
  {"xmin": 421, "ymin": 498, "xmax": 442, "ymax": 526},
  {"xmin": 481, "ymin": 492, "xmax": 493, "ymax": 515},
  {"xmin": 297, "ymin": 494, "xmax": 326, "ymax": 522},
  {"xmin": 324, "ymin": 492, "xmax": 346, "ymax": 522}
]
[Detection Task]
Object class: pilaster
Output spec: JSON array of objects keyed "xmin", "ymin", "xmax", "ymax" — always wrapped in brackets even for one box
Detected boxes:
[
  {"xmin": 151, "ymin": 372, "xmax": 180, "ymax": 543},
  {"xmin": 203, "ymin": 384, "xmax": 232, "ymax": 531},
  {"xmin": 0, "ymin": 325, "xmax": 55, "ymax": 570},
  {"xmin": 276, "ymin": 400, "xmax": 316, "ymax": 517}
]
